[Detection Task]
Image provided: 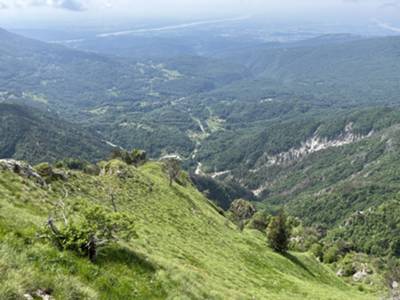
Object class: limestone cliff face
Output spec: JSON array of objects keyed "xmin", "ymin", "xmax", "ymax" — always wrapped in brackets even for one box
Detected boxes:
[
  {"xmin": 261, "ymin": 123, "xmax": 372, "ymax": 167},
  {"xmin": 250, "ymin": 123, "xmax": 373, "ymax": 196},
  {"xmin": 196, "ymin": 123, "xmax": 373, "ymax": 197}
]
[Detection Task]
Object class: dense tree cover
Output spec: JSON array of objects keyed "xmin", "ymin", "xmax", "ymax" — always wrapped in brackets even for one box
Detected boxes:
[
  {"xmin": 235, "ymin": 118, "xmax": 400, "ymax": 259},
  {"xmin": 197, "ymin": 107, "xmax": 400, "ymax": 177},
  {"xmin": 226, "ymin": 35, "xmax": 400, "ymax": 107},
  {"xmin": 326, "ymin": 200, "xmax": 400, "ymax": 257},
  {"xmin": 190, "ymin": 174, "xmax": 255, "ymax": 210},
  {"xmin": 104, "ymin": 119, "xmax": 196, "ymax": 158},
  {"xmin": 57, "ymin": 29, "xmax": 264, "ymax": 60},
  {"xmin": 5, "ymin": 28, "xmax": 400, "ymax": 167},
  {"xmin": 0, "ymin": 103, "xmax": 111, "ymax": 164}
]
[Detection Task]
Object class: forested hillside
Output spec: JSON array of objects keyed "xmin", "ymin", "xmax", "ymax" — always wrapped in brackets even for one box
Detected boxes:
[
  {"xmin": 4, "ymin": 28, "xmax": 400, "ymax": 162},
  {"xmin": 0, "ymin": 103, "xmax": 111, "ymax": 164},
  {"xmin": 223, "ymin": 35, "xmax": 400, "ymax": 106}
]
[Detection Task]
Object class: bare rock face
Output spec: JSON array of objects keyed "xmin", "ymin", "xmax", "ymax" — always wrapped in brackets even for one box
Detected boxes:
[
  {"xmin": 393, "ymin": 281, "xmax": 399, "ymax": 290},
  {"xmin": 352, "ymin": 264, "xmax": 371, "ymax": 282},
  {"xmin": 0, "ymin": 159, "xmax": 45, "ymax": 186},
  {"xmin": 352, "ymin": 270, "xmax": 367, "ymax": 282},
  {"xmin": 24, "ymin": 288, "xmax": 54, "ymax": 300},
  {"xmin": 336, "ymin": 269, "xmax": 345, "ymax": 277}
]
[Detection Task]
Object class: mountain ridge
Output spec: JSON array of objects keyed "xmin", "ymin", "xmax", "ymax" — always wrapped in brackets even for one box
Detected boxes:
[{"xmin": 0, "ymin": 158, "xmax": 375, "ymax": 299}]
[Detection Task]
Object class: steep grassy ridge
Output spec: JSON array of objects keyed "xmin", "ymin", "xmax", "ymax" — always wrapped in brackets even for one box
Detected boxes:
[{"xmin": 0, "ymin": 160, "xmax": 375, "ymax": 299}]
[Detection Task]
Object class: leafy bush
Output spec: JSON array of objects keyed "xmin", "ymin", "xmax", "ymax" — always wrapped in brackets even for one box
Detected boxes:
[
  {"xmin": 228, "ymin": 199, "xmax": 256, "ymax": 229},
  {"xmin": 339, "ymin": 253, "xmax": 357, "ymax": 276},
  {"xmin": 110, "ymin": 149, "xmax": 147, "ymax": 166},
  {"xmin": 248, "ymin": 211, "xmax": 271, "ymax": 232},
  {"xmin": 290, "ymin": 223, "xmax": 324, "ymax": 252},
  {"xmin": 56, "ymin": 158, "xmax": 88, "ymax": 170},
  {"xmin": 42, "ymin": 200, "xmax": 137, "ymax": 262},
  {"xmin": 310, "ymin": 243, "xmax": 323, "ymax": 261},
  {"xmin": 34, "ymin": 163, "xmax": 67, "ymax": 183},
  {"xmin": 323, "ymin": 245, "xmax": 340, "ymax": 264},
  {"xmin": 34, "ymin": 163, "xmax": 54, "ymax": 177},
  {"xmin": 83, "ymin": 164, "xmax": 101, "ymax": 176}
]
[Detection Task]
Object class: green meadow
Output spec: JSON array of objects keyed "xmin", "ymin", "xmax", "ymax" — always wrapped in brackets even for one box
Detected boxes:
[{"xmin": 0, "ymin": 161, "xmax": 376, "ymax": 299}]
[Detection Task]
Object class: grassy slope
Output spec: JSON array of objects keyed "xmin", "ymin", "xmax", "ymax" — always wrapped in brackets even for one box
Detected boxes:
[{"xmin": 0, "ymin": 161, "xmax": 375, "ymax": 299}]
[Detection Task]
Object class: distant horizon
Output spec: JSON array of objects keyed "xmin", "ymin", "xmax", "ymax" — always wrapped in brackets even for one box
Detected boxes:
[{"xmin": 1, "ymin": 0, "xmax": 400, "ymax": 30}]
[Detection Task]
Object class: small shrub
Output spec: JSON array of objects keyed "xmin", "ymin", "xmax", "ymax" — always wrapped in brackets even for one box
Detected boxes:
[
  {"xmin": 248, "ymin": 211, "xmax": 270, "ymax": 232},
  {"xmin": 310, "ymin": 243, "xmax": 324, "ymax": 261},
  {"xmin": 323, "ymin": 245, "xmax": 340, "ymax": 264},
  {"xmin": 34, "ymin": 163, "xmax": 67, "ymax": 183},
  {"xmin": 110, "ymin": 149, "xmax": 147, "ymax": 166},
  {"xmin": 83, "ymin": 164, "xmax": 101, "ymax": 176},
  {"xmin": 229, "ymin": 199, "xmax": 256, "ymax": 225},
  {"xmin": 101, "ymin": 160, "xmax": 135, "ymax": 178},
  {"xmin": 34, "ymin": 163, "xmax": 53, "ymax": 177},
  {"xmin": 339, "ymin": 253, "xmax": 357, "ymax": 276},
  {"xmin": 130, "ymin": 149, "xmax": 147, "ymax": 166},
  {"xmin": 41, "ymin": 200, "xmax": 137, "ymax": 262},
  {"xmin": 62, "ymin": 158, "xmax": 88, "ymax": 170}
]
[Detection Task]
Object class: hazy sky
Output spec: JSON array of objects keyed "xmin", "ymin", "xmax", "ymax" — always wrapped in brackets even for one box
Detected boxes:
[{"xmin": 0, "ymin": 0, "xmax": 399, "ymax": 27}]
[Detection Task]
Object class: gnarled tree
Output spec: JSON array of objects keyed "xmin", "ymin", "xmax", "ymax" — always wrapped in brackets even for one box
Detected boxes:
[
  {"xmin": 163, "ymin": 158, "xmax": 181, "ymax": 186},
  {"xmin": 43, "ymin": 199, "xmax": 137, "ymax": 262}
]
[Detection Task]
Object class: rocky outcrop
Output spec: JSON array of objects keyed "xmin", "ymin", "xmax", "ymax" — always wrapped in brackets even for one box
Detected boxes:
[
  {"xmin": 352, "ymin": 263, "xmax": 373, "ymax": 282},
  {"xmin": 0, "ymin": 159, "xmax": 45, "ymax": 186},
  {"xmin": 352, "ymin": 269, "xmax": 368, "ymax": 282},
  {"xmin": 24, "ymin": 289, "xmax": 53, "ymax": 300},
  {"xmin": 263, "ymin": 123, "xmax": 372, "ymax": 167},
  {"xmin": 250, "ymin": 124, "xmax": 373, "ymax": 196},
  {"xmin": 34, "ymin": 163, "xmax": 68, "ymax": 183}
]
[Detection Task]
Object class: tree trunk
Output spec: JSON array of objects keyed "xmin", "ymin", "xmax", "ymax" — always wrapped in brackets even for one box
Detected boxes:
[
  {"xmin": 110, "ymin": 193, "xmax": 117, "ymax": 212},
  {"xmin": 47, "ymin": 218, "xmax": 63, "ymax": 250},
  {"xmin": 87, "ymin": 236, "xmax": 97, "ymax": 263}
]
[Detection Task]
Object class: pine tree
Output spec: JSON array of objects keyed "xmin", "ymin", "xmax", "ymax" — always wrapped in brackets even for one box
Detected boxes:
[{"xmin": 267, "ymin": 209, "xmax": 290, "ymax": 253}]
